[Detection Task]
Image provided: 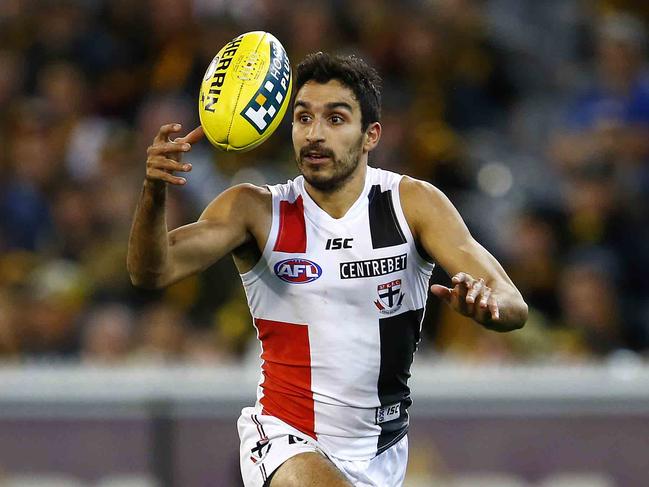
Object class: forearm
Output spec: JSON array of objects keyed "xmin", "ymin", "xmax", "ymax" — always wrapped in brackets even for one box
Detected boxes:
[
  {"xmin": 401, "ymin": 177, "xmax": 529, "ymax": 332},
  {"xmin": 127, "ymin": 180, "xmax": 170, "ymax": 288}
]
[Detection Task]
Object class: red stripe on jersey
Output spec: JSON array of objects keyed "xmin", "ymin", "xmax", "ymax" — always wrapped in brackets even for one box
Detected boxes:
[
  {"xmin": 274, "ymin": 196, "xmax": 307, "ymax": 253},
  {"xmin": 255, "ymin": 318, "xmax": 315, "ymax": 440}
]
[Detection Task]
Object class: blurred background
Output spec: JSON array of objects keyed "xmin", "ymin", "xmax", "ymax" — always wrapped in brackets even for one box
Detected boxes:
[{"xmin": 1, "ymin": 0, "xmax": 649, "ymax": 486}]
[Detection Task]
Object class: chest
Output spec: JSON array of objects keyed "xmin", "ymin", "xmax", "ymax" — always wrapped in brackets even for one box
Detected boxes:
[{"xmin": 267, "ymin": 212, "xmax": 413, "ymax": 308}]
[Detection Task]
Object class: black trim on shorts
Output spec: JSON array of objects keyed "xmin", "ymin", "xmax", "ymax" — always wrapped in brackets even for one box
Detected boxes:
[
  {"xmin": 252, "ymin": 414, "xmax": 270, "ymax": 483},
  {"xmin": 368, "ymin": 185, "xmax": 407, "ymax": 249},
  {"xmin": 263, "ymin": 466, "xmax": 275, "ymax": 487},
  {"xmin": 376, "ymin": 308, "xmax": 424, "ymax": 454},
  {"xmin": 252, "ymin": 414, "xmax": 267, "ymax": 439}
]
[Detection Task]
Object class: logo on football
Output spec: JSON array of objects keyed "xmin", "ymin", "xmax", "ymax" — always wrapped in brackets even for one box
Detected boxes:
[
  {"xmin": 198, "ymin": 31, "xmax": 292, "ymax": 152},
  {"xmin": 274, "ymin": 259, "xmax": 322, "ymax": 284}
]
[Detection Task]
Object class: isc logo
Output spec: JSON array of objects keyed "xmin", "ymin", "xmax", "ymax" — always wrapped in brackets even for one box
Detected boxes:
[
  {"xmin": 274, "ymin": 259, "xmax": 322, "ymax": 284},
  {"xmin": 376, "ymin": 402, "xmax": 401, "ymax": 424},
  {"xmin": 325, "ymin": 238, "xmax": 353, "ymax": 250}
]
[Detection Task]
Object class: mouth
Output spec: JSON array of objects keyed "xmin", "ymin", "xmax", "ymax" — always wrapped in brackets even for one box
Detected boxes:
[
  {"xmin": 301, "ymin": 148, "xmax": 333, "ymax": 165},
  {"xmin": 304, "ymin": 153, "xmax": 331, "ymax": 164}
]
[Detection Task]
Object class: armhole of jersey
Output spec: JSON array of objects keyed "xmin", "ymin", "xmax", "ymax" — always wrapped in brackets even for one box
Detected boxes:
[
  {"xmin": 392, "ymin": 176, "xmax": 436, "ymax": 274},
  {"xmin": 239, "ymin": 185, "xmax": 280, "ymax": 284}
]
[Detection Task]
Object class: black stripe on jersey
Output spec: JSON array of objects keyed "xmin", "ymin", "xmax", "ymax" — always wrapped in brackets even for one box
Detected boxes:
[
  {"xmin": 376, "ymin": 308, "xmax": 424, "ymax": 454},
  {"xmin": 368, "ymin": 185, "xmax": 407, "ymax": 249}
]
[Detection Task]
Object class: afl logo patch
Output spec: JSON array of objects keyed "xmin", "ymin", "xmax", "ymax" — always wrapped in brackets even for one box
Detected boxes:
[{"xmin": 274, "ymin": 259, "xmax": 322, "ymax": 283}]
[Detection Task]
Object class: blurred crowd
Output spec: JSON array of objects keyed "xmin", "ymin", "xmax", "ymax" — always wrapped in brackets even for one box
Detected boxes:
[{"xmin": 0, "ymin": 0, "xmax": 648, "ymax": 366}]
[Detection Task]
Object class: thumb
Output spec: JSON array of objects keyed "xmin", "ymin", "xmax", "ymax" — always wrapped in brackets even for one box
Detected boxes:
[{"xmin": 430, "ymin": 284, "xmax": 452, "ymax": 302}]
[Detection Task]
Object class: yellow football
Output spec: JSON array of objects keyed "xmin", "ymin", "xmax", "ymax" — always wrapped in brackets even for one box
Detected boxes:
[{"xmin": 198, "ymin": 31, "xmax": 292, "ymax": 152}]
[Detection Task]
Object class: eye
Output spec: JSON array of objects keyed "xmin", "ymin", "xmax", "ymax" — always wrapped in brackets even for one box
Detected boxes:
[
  {"xmin": 330, "ymin": 114, "xmax": 344, "ymax": 124},
  {"xmin": 298, "ymin": 114, "xmax": 311, "ymax": 123}
]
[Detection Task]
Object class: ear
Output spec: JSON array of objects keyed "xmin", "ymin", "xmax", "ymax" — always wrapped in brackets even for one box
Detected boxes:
[{"xmin": 363, "ymin": 122, "xmax": 382, "ymax": 152}]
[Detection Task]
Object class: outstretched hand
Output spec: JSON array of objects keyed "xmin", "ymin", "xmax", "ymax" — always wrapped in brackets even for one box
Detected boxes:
[
  {"xmin": 145, "ymin": 124, "xmax": 204, "ymax": 186},
  {"xmin": 430, "ymin": 272, "xmax": 500, "ymax": 325}
]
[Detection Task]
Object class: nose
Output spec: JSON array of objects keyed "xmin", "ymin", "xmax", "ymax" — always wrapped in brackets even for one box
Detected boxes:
[{"xmin": 305, "ymin": 119, "xmax": 325, "ymax": 144}]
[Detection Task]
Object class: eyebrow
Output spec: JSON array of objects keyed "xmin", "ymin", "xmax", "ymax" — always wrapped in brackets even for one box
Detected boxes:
[{"xmin": 294, "ymin": 100, "xmax": 354, "ymax": 112}]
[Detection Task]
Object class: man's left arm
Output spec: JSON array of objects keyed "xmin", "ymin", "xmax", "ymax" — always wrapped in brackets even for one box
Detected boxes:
[{"xmin": 400, "ymin": 177, "xmax": 528, "ymax": 332}]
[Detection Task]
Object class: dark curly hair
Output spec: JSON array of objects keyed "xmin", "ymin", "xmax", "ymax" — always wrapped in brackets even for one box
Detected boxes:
[{"xmin": 295, "ymin": 52, "xmax": 382, "ymax": 132}]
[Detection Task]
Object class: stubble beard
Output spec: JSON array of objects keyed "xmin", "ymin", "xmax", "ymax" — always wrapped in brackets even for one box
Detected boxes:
[{"xmin": 297, "ymin": 135, "xmax": 364, "ymax": 193}]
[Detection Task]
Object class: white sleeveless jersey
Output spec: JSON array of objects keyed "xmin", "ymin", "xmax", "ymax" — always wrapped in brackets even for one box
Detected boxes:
[{"xmin": 239, "ymin": 166, "xmax": 435, "ymax": 461}]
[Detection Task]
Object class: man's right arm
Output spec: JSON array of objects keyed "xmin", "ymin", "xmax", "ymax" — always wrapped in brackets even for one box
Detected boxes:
[{"xmin": 127, "ymin": 123, "xmax": 265, "ymax": 289}]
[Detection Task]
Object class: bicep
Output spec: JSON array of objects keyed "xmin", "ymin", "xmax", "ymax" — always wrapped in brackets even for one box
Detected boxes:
[
  {"xmin": 163, "ymin": 185, "xmax": 259, "ymax": 285},
  {"xmin": 165, "ymin": 220, "xmax": 245, "ymax": 282}
]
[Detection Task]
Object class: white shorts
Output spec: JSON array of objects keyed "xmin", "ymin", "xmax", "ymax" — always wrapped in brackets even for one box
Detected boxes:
[{"xmin": 237, "ymin": 407, "xmax": 408, "ymax": 487}]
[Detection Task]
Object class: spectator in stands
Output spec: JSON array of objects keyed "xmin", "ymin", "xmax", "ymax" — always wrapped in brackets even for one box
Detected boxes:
[
  {"xmin": 0, "ymin": 292, "xmax": 19, "ymax": 360},
  {"xmin": 79, "ymin": 303, "xmax": 135, "ymax": 364},
  {"xmin": 132, "ymin": 303, "xmax": 188, "ymax": 363},
  {"xmin": 553, "ymin": 250, "xmax": 627, "ymax": 359},
  {"xmin": 551, "ymin": 13, "xmax": 649, "ymax": 175},
  {"xmin": 0, "ymin": 0, "xmax": 647, "ymax": 364},
  {"xmin": 503, "ymin": 205, "xmax": 566, "ymax": 321}
]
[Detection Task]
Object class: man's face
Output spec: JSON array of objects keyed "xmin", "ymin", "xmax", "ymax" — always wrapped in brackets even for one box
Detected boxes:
[{"xmin": 292, "ymin": 79, "xmax": 366, "ymax": 192}]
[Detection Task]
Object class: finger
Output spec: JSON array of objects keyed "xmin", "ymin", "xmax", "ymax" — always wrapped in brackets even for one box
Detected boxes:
[
  {"xmin": 488, "ymin": 295, "xmax": 500, "ymax": 320},
  {"xmin": 479, "ymin": 288, "xmax": 492, "ymax": 309},
  {"xmin": 430, "ymin": 284, "xmax": 452, "ymax": 302},
  {"xmin": 147, "ymin": 168, "xmax": 186, "ymax": 185},
  {"xmin": 452, "ymin": 272, "xmax": 474, "ymax": 286},
  {"xmin": 147, "ymin": 141, "xmax": 192, "ymax": 156},
  {"xmin": 453, "ymin": 280, "xmax": 470, "ymax": 301},
  {"xmin": 147, "ymin": 156, "xmax": 192, "ymax": 173},
  {"xmin": 153, "ymin": 123, "xmax": 182, "ymax": 144},
  {"xmin": 466, "ymin": 278, "xmax": 484, "ymax": 304},
  {"xmin": 451, "ymin": 272, "xmax": 466, "ymax": 285},
  {"xmin": 451, "ymin": 283, "xmax": 470, "ymax": 315},
  {"xmin": 175, "ymin": 125, "xmax": 205, "ymax": 144}
]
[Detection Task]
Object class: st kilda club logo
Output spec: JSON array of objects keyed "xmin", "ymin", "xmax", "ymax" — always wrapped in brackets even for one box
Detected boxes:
[
  {"xmin": 274, "ymin": 258, "xmax": 322, "ymax": 284},
  {"xmin": 250, "ymin": 437, "xmax": 272, "ymax": 464},
  {"xmin": 374, "ymin": 279, "xmax": 405, "ymax": 315}
]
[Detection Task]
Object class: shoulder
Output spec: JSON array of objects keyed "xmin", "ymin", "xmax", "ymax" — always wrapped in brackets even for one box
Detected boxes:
[
  {"xmin": 199, "ymin": 183, "xmax": 271, "ymax": 222},
  {"xmin": 399, "ymin": 176, "xmax": 449, "ymax": 211},
  {"xmin": 399, "ymin": 176, "xmax": 463, "ymax": 236},
  {"xmin": 366, "ymin": 166, "xmax": 402, "ymax": 191}
]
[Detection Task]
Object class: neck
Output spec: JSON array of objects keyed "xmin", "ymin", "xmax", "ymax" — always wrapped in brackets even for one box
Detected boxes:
[{"xmin": 304, "ymin": 162, "xmax": 368, "ymax": 219}]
